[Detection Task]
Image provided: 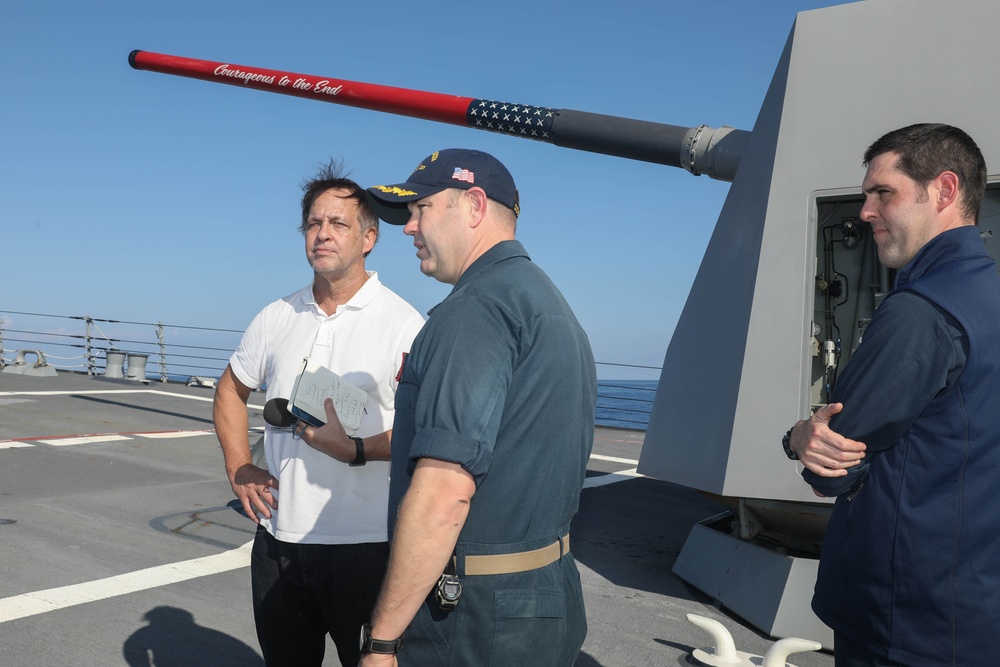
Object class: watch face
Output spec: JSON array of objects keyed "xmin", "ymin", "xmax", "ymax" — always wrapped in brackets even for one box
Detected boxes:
[{"xmin": 441, "ymin": 579, "xmax": 461, "ymax": 600}]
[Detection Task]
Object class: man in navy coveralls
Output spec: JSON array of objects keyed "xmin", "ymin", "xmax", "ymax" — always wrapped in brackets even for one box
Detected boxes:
[{"xmin": 359, "ymin": 148, "xmax": 597, "ymax": 666}]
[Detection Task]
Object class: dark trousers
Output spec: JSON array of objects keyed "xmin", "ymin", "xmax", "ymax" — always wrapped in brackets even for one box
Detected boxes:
[
  {"xmin": 835, "ymin": 633, "xmax": 904, "ymax": 667},
  {"xmin": 250, "ymin": 525, "xmax": 388, "ymax": 667}
]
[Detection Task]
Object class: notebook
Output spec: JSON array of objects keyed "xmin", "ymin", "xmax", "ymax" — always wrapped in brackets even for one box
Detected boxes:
[{"xmin": 288, "ymin": 357, "xmax": 367, "ymax": 435}]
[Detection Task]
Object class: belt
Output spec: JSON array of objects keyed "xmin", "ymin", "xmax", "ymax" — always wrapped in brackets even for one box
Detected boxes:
[{"xmin": 454, "ymin": 534, "xmax": 570, "ymax": 576}]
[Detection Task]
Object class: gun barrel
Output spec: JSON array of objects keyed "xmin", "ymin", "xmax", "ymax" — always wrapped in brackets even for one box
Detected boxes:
[{"xmin": 128, "ymin": 50, "xmax": 748, "ymax": 181}]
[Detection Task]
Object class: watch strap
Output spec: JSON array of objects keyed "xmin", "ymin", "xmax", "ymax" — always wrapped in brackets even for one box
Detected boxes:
[
  {"xmin": 349, "ymin": 436, "xmax": 366, "ymax": 467},
  {"xmin": 360, "ymin": 623, "xmax": 403, "ymax": 654},
  {"xmin": 782, "ymin": 427, "xmax": 799, "ymax": 460}
]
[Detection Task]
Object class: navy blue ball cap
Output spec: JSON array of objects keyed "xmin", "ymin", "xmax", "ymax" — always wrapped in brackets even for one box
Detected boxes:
[{"xmin": 366, "ymin": 148, "xmax": 520, "ymax": 225}]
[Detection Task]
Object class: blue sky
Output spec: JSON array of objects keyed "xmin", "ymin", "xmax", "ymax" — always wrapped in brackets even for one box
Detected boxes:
[{"xmin": 1, "ymin": 1, "xmax": 849, "ymax": 379}]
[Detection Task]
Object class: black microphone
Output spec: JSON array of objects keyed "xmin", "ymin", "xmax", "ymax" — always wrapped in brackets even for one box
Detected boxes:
[{"xmin": 263, "ymin": 398, "xmax": 296, "ymax": 428}]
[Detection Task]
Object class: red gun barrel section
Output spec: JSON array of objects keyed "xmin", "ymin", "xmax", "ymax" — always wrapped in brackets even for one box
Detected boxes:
[{"xmin": 128, "ymin": 50, "xmax": 473, "ymax": 126}]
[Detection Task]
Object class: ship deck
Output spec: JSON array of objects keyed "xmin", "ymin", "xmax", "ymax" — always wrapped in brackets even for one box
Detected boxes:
[{"xmin": 0, "ymin": 370, "xmax": 833, "ymax": 666}]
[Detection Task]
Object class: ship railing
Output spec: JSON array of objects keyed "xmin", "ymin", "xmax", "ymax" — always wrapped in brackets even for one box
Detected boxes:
[
  {"xmin": 0, "ymin": 309, "xmax": 656, "ymax": 429},
  {"xmin": 0, "ymin": 310, "xmax": 241, "ymax": 383}
]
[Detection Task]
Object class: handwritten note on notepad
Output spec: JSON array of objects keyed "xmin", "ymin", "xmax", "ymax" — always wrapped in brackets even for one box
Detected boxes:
[{"xmin": 288, "ymin": 358, "xmax": 368, "ymax": 435}]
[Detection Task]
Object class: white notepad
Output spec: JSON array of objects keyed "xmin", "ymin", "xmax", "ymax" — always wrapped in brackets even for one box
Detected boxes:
[{"xmin": 288, "ymin": 357, "xmax": 368, "ymax": 435}]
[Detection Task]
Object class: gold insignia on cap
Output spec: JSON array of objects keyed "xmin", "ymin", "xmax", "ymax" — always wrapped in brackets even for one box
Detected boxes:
[
  {"xmin": 371, "ymin": 185, "xmax": 418, "ymax": 197},
  {"xmin": 430, "ymin": 151, "xmax": 439, "ymax": 162}
]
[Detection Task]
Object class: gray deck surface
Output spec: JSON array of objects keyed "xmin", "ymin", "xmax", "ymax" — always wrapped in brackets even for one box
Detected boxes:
[{"xmin": 0, "ymin": 371, "xmax": 833, "ymax": 666}]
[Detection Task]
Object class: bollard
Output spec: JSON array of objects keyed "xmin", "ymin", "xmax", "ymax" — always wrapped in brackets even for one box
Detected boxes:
[
  {"xmin": 104, "ymin": 349, "xmax": 126, "ymax": 379},
  {"xmin": 125, "ymin": 353, "xmax": 149, "ymax": 382}
]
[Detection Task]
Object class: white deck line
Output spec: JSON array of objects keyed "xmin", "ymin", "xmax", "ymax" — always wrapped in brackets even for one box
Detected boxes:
[
  {"xmin": 584, "ymin": 468, "xmax": 642, "ymax": 488},
  {"xmin": 41, "ymin": 434, "xmax": 133, "ymax": 446},
  {"xmin": 0, "ymin": 388, "xmax": 264, "ymax": 411},
  {"xmin": 589, "ymin": 454, "xmax": 639, "ymax": 465},
  {"xmin": 0, "ymin": 541, "xmax": 253, "ymax": 624}
]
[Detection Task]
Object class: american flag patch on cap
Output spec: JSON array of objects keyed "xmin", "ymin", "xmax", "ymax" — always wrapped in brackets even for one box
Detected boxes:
[{"xmin": 452, "ymin": 168, "xmax": 475, "ymax": 183}]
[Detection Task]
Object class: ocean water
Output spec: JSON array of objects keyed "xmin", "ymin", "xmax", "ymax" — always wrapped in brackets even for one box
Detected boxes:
[
  {"xmin": 158, "ymin": 373, "xmax": 658, "ymax": 431},
  {"xmin": 596, "ymin": 380, "xmax": 657, "ymax": 431}
]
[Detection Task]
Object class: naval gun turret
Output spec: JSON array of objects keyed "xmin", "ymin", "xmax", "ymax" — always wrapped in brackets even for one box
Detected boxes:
[{"xmin": 129, "ymin": 0, "xmax": 1000, "ymax": 648}]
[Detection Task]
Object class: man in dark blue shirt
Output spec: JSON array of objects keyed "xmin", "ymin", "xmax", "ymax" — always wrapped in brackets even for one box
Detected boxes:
[
  {"xmin": 360, "ymin": 149, "xmax": 597, "ymax": 666},
  {"xmin": 786, "ymin": 124, "xmax": 998, "ymax": 667}
]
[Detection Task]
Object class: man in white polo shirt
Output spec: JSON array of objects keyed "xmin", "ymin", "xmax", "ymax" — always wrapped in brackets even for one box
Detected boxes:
[{"xmin": 213, "ymin": 162, "xmax": 424, "ymax": 667}]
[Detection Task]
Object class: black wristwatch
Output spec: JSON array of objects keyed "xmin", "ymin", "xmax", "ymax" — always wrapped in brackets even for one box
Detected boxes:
[
  {"xmin": 782, "ymin": 427, "xmax": 799, "ymax": 460},
  {"xmin": 360, "ymin": 623, "xmax": 403, "ymax": 655},
  {"xmin": 349, "ymin": 436, "xmax": 366, "ymax": 467}
]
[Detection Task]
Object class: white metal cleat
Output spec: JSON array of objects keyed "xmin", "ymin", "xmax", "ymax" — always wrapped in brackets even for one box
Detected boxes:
[{"xmin": 686, "ymin": 613, "xmax": 822, "ymax": 667}]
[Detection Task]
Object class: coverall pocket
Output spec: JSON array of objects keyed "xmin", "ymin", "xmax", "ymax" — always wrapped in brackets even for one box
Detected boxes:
[{"xmin": 490, "ymin": 589, "xmax": 566, "ymax": 665}]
